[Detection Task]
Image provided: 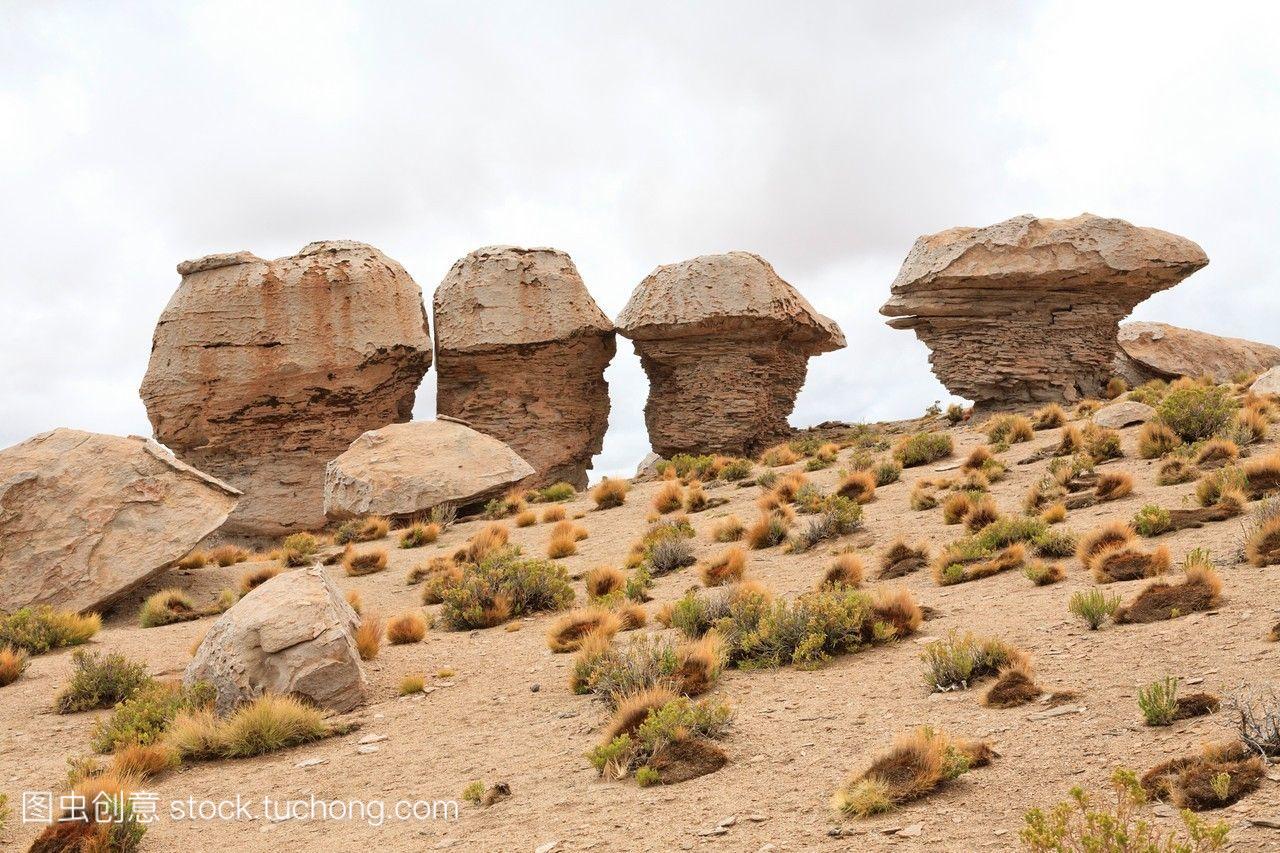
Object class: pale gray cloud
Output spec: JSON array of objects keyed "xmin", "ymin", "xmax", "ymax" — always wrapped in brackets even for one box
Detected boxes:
[{"xmin": 2, "ymin": 0, "xmax": 1276, "ymax": 480}]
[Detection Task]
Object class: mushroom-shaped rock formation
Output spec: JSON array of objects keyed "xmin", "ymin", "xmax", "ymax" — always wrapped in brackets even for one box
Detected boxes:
[
  {"xmin": 1113, "ymin": 321, "xmax": 1280, "ymax": 385},
  {"xmin": 324, "ymin": 420, "xmax": 535, "ymax": 520},
  {"xmin": 186, "ymin": 566, "xmax": 367, "ymax": 715},
  {"xmin": 0, "ymin": 428, "xmax": 241, "ymax": 613},
  {"xmin": 880, "ymin": 214, "xmax": 1208, "ymax": 410},
  {"xmin": 140, "ymin": 240, "xmax": 433, "ymax": 535},
  {"xmin": 616, "ymin": 252, "xmax": 845, "ymax": 457},
  {"xmin": 433, "ymin": 246, "xmax": 615, "ymax": 489}
]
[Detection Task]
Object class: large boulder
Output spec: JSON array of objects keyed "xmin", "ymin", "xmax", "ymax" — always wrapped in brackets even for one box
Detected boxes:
[
  {"xmin": 0, "ymin": 428, "xmax": 240, "ymax": 613},
  {"xmin": 880, "ymin": 214, "xmax": 1208, "ymax": 410},
  {"xmin": 616, "ymin": 252, "xmax": 845, "ymax": 457},
  {"xmin": 140, "ymin": 240, "xmax": 433, "ymax": 535},
  {"xmin": 185, "ymin": 566, "xmax": 366, "ymax": 714},
  {"xmin": 324, "ymin": 420, "xmax": 535, "ymax": 520},
  {"xmin": 1114, "ymin": 322, "xmax": 1280, "ymax": 384},
  {"xmin": 1251, "ymin": 366, "xmax": 1280, "ymax": 397},
  {"xmin": 1092, "ymin": 401, "xmax": 1156, "ymax": 429},
  {"xmin": 433, "ymin": 246, "xmax": 615, "ymax": 489}
]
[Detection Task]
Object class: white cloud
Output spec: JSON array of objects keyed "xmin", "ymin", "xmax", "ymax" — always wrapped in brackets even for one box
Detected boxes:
[{"xmin": 1, "ymin": 0, "xmax": 1276, "ymax": 481}]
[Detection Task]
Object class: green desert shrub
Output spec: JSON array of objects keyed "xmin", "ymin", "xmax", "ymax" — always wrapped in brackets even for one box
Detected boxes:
[
  {"xmin": 56, "ymin": 650, "xmax": 153, "ymax": 714},
  {"xmin": 168, "ymin": 694, "xmax": 339, "ymax": 760},
  {"xmin": 1137, "ymin": 676, "xmax": 1180, "ymax": 727},
  {"xmin": 439, "ymin": 548, "xmax": 574, "ymax": 630},
  {"xmin": 588, "ymin": 696, "xmax": 733, "ymax": 779},
  {"xmin": 91, "ymin": 682, "xmax": 215, "ymax": 754},
  {"xmin": 920, "ymin": 630, "xmax": 1021, "ymax": 691},
  {"xmin": 1068, "ymin": 588, "xmax": 1120, "ymax": 630},
  {"xmin": 537, "ymin": 482, "xmax": 577, "ymax": 502},
  {"xmin": 874, "ymin": 460, "xmax": 902, "ymax": 486},
  {"xmin": 718, "ymin": 458, "xmax": 753, "ymax": 481},
  {"xmin": 893, "ymin": 432, "xmax": 953, "ymax": 467},
  {"xmin": 1132, "ymin": 504, "xmax": 1172, "ymax": 537},
  {"xmin": 0, "ymin": 606, "xmax": 100, "ymax": 654},
  {"xmin": 1157, "ymin": 384, "xmax": 1238, "ymax": 442}
]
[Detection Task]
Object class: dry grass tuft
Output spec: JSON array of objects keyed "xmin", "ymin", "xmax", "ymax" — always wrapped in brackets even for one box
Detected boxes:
[
  {"xmin": 591, "ymin": 477, "xmax": 629, "ymax": 509},
  {"xmin": 542, "ymin": 505, "xmax": 567, "ymax": 523},
  {"xmin": 547, "ymin": 608, "xmax": 621, "ymax": 653},
  {"xmin": 344, "ymin": 589, "xmax": 363, "ymax": 615},
  {"xmin": 1137, "ymin": 421, "xmax": 1182, "ymax": 459},
  {"xmin": 745, "ymin": 511, "xmax": 791, "ymax": 550},
  {"xmin": 1033, "ymin": 404, "xmax": 1067, "ymax": 430},
  {"xmin": 111, "ymin": 742, "xmax": 179, "ymax": 780},
  {"xmin": 239, "ymin": 565, "xmax": 281, "ymax": 595},
  {"xmin": 1115, "ymin": 553, "xmax": 1221, "ymax": 623},
  {"xmin": 836, "ymin": 470, "xmax": 877, "ymax": 504},
  {"xmin": 0, "ymin": 645, "xmax": 29, "ymax": 686},
  {"xmin": 652, "ymin": 481, "xmax": 685, "ymax": 514},
  {"xmin": 1088, "ymin": 541, "xmax": 1171, "ymax": 583},
  {"xmin": 1157, "ymin": 457, "xmax": 1198, "ymax": 485},
  {"xmin": 603, "ymin": 684, "xmax": 680, "ymax": 742},
  {"xmin": 585, "ymin": 565, "xmax": 626, "ymax": 599},
  {"xmin": 354, "ymin": 614, "xmax": 384, "ymax": 660},
  {"xmin": 831, "ymin": 727, "xmax": 995, "ymax": 817},
  {"xmin": 399, "ymin": 521, "xmax": 441, "ymax": 548},
  {"xmin": 514, "ymin": 510, "xmax": 537, "ymax": 527},
  {"xmin": 1076, "ymin": 521, "xmax": 1136, "ymax": 567},
  {"xmin": 547, "ymin": 531, "xmax": 578, "ymax": 558},
  {"xmin": 870, "ymin": 586, "xmax": 924, "ymax": 636},
  {"xmin": 699, "ymin": 546, "xmax": 747, "ymax": 587},
  {"xmin": 1141, "ymin": 741, "xmax": 1263, "ymax": 810},
  {"xmin": 1094, "ymin": 471, "xmax": 1134, "ymax": 501},
  {"xmin": 457, "ymin": 523, "xmax": 509, "ymax": 564},
  {"xmin": 1040, "ymin": 503, "xmax": 1067, "ymax": 524},
  {"xmin": 819, "ymin": 553, "xmax": 864, "ymax": 589},
  {"xmin": 1247, "ymin": 513, "xmax": 1280, "ymax": 567},
  {"xmin": 176, "ymin": 550, "xmax": 208, "ymax": 570},
  {"xmin": 963, "ymin": 495, "xmax": 1000, "ymax": 532},
  {"xmin": 712, "ymin": 515, "xmax": 745, "ymax": 542},
  {"xmin": 386, "ymin": 612, "xmax": 427, "ymax": 644},
  {"xmin": 942, "ymin": 492, "xmax": 975, "ymax": 525},
  {"xmin": 878, "ymin": 539, "xmax": 929, "ymax": 579},
  {"xmin": 982, "ymin": 660, "xmax": 1043, "ymax": 708},
  {"xmin": 760, "ymin": 444, "xmax": 801, "ymax": 467},
  {"xmin": 1194, "ymin": 438, "xmax": 1239, "ymax": 466},
  {"xmin": 343, "ymin": 548, "xmax": 388, "ymax": 577}
]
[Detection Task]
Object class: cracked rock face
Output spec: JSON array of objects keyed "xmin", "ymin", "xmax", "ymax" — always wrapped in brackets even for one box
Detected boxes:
[
  {"xmin": 1114, "ymin": 321, "xmax": 1280, "ymax": 385},
  {"xmin": 324, "ymin": 420, "xmax": 534, "ymax": 520},
  {"xmin": 881, "ymin": 214, "xmax": 1208, "ymax": 409},
  {"xmin": 433, "ymin": 246, "xmax": 614, "ymax": 489},
  {"xmin": 186, "ymin": 566, "xmax": 366, "ymax": 714},
  {"xmin": 0, "ymin": 428, "xmax": 241, "ymax": 613},
  {"xmin": 616, "ymin": 252, "xmax": 845, "ymax": 457},
  {"xmin": 140, "ymin": 240, "xmax": 433, "ymax": 535}
]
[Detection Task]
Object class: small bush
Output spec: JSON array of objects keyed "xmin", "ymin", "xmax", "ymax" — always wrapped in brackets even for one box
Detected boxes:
[
  {"xmin": 1132, "ymin": 504, "xmax": 1172, "ymax": 537},
  {"xmin": 920, "ymin": 630, "xmax": 1022, "ymax": 691},
  {"xmin": 894, "ymin": 432, "xmax": 953, "ymax": 467},
  {"xmin": 0, "ymin": 606, "xmax": 100, "ymax": 655},
  {"xmin": 0, "ymin": 646, "xmax": 28, "ymax": 686},
  {"xmin": 1023, "ymin": 560, "xmax": 1064, "ymax": 586},
  {"xmin": 91, "ymin": 682, "xmax": 215, "ymax": 753},
  {"xmin": 746, "ymin": 512, "xmax": 791, "ymax": 550},
  {"xmin": 344, "ymin": 548, "xmax": 388, "ymax": 576},
  {"xmin": 538, "ymin": 482, "xmax": 577, "ymax": 502},
  {"xmin": 386, "ymin": 612, "xmax": 427, "ymax": 644},
  {"xmin": 652, "ymin": 481, "xmax": 684, "ymax": 514},
  {"xmin": 836, "ymin": 470, "xmax": 877, "ymax": 504},
  {"xmin": 1068, "ymin": 588, "xmax": 1120, "ymax": 629},
  {"xmin": 832, "ymin": 727, "xmax": 994, "ymax": 818},
  {"xmin": 56, "ymin": 650, "xmax": 153, "ymax": 714},
  {"xmin": 208, "ymin": 544, "xmax": 249, "ymax": 567},
  {"xmin": 591, "ymin": 477, "xmax": 629, "ymax": 509},
  {"xmin": 456, "ymin": 522, "xmax": 510, "ymax": 565},
  {"xmin": 399, "ymin": 522, "xmax": 440, "ymax": 548},
  {"xmin": 1082, "ymin": 424, "xmax": 1123, "ymax": 461},
  {"xmin": 1195, "ymin": 438, "xmax": 1239, "ymax": 465},
  {"xmin": 1138, "ymin": 676, "xmax": 1180, "ymax": 726},
  {"xmin": 138, "ymin": 588, "xmax": 201, "ymax": 628},
  {"xmin": 279, "ymin": 532, "xmax": 319, "ymax": 566},
  {"xmin": 874, "ymin": 460, "xmax": 902, "ymax": 485},
  {"xmin": 1034, "ymin": 404, "xmax": 1068, "ymax": 430},
  {"xmin": 547, "ymin": 531, "xmax": 578, "ymax": 558},
  {"xmin": 711, "ymin": 515, "xmax": 744, "ymax": 542},
  {"xmin": 984, "ymin": 414, "xmax": 1034, "ymax": 444},
  {"xmin": 718, "ymin": 458, "xmax": 753, "ymax": 481},
  {"xmin": 547, "ymin": 608, "xmax": 620, "ymax": 653},
  {"xmin": 819, "ymin": 553, "xmax": 864, "ymax": 589},
  {"xmin": 440, "ymin": 549, "xmax": 574, "ymax": 630},
  {"xmin": 1246, "ymin": 507, "xmax": 1280, "ymax": 567},
  {"xmin": 1040, "ymin": 502, "xmax": 1067, "ymax": 524},
  {"xmin": 1157, "ymin": 385, "xmax": 1238, "ymax": 442},
  {"xmin": 942, "ymin": 492, "xmax": 974, "ymax": 524},
  {"xmin": 699, "ymin": 546, "xmax": 747, "ymax": 587},
  {"xmin": 1021, "ymin": 768, "xmax": 1230, "ymax": 852},
  {"xmin": 168, "ymin": 694, "xmax": 335, "ymax": 760},
  {"xmin": 585, "ymin": 565, "xmax": 625, "ymax": 599}
]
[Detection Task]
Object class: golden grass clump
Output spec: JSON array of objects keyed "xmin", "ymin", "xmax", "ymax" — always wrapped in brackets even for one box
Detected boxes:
[
  {"xmin": 412, "ymin": 557, "xmax": 462, "ymax": 603},
  {"xmin": 585, "ymin": 565, "xmax": 625, "ymax": 599},
  {"xmin": 0, "ymin": 645, "xmax": 29, "ymax": 686},
  {"xmin": 1089, "ymin": 542, "xmax": 1172, "ymax": 584},
  {"xmin": 1040, "ymin": 503, "xmax": 1067, "ymax": 524},
  {"xmin": 711, "ymin": 515, "xmax": 744, "ymax": 542},
  {"xmin": 399, "ymin": 674, "xmax": 425, "ymax": 695},
  {"xmin": 591, "ymin": 477, "xmax": 629, "ymax": 509},
  {"xmin": 942, "ymin": 492, "xmax": 975, "ymax": 525},
  {"xmin": 209, "ymin": 544, "xmax": 249, "ymax": 567},
  {"xmin": 684, "ymin": 481, "xmax": 709, "ymax": 512},
  {"xmin": 176, "ymin": 550, "xmax": 208, "ymax": 570},
  {"xmin": 602, "ymin": 684, "xmax": 680, "ymax": 743},
  {"xmin": 745, "ymin": 511, "xmax": 791, "ymax": 550},
  {"xmin": 354, "ymin": 614, "xmax": 384, "ymax": 660},
  {"xmin": 1106, "ymin": 376, "xmax": 1128, "ymax": 398},
  {"xmin": 963, "ymin": 495, "xmax": 1000, "ymax": 532},
  {"xmin": 982, "ymin": 660, "xmax": 1043, "ymax": 708},
  {"xmin": 1237, "ymin": 406, "xmax": 1271, "ymax": 443},
  {"xmin": 836, "ymin": 470, "xmax": 877, "ymax": 504},
  {"xmin": 457, "ymin": 523, "xmax": 509, "ymax": 564},
  {"xmin": 878, "ymin": 539, "xmax": 930, "ymax": 579},
  {"xmin": 613, "ymin": 602, "xmax": 647, "ymax": 631},
  {"xmin": 547, "ymin": 608, "xmax": 621, "ymax": 653},
  {"xmin": 1246, "ymin": 514, "xmax": 1280, "ymax": 567},
  {"xmin": 819, "ymin": 553, "xmax": 864, "ymax": 589},
  {"xmin": 1094, "ymin": 470, "xmax": 1134, "ymax": 501},
  {"xmin": 1076, "ymin": 521, "xmax": 1136, "ymax": 567},
  {"xmin": 652, "ymin": 481, "xmax": 685, "ymax": 514},
  {"xmin": 344, "ymin": 589, "xmax": 363, "ymax": 615},
  {"xmin": 239, "ymin": 565, "xmax": 281, "ymax": 595},
  {"xmin": 1137, "ymin": 421, "xmax": 1182, "ymax": 459},
  {"xmin": 984, "ymin": 413, "xmax": 1034, "ymax": 443},
  {"xmin": 1141, "ymin": 741, "xmax": 1263, "ymax": 811},
  {"xmin": 547, "ymin": 531, "xmax": 578, "ymax": 558},
  {"xmin": 111, "ymin": 742, "xmax": 180, "ymax": 780},
  {"xmin": 1157, "ymin": 457, "xmax": 1198, "ymax": 485},
  {"xmin": 552, "ymin": 519, "xmax": 589, "ymax": 541},
  {"xmin": 831, "ymin": 727, "xmax": 994, "ymax": 818},
  {"xmin": 1115, "ymin": 552, "xmax": 1221, "ymax": 624},
  {"xmin": 514, "ymin": 509, "xmax": 537, "ymax": 527},
  {"xmin": 542, "ymin": 505, "xmax": 568, "ymax": 524},
  {"xmin": 386, "ymin": 611, "xmax": 427, "ymax": 644},
  {"xmin": 759, "ymin": 444, "xmax": 801, "ymax": 467},
  {"xmin": 344, "ymin": 548, "xmax": 388, "ymax": 577},
  {"xmin": 167, "ymin": 694, "xmax": 335, "ymax": 761},
  {"xmin": 870, "ymin": 586, "xmax": 924, "ymax": 636},
  {"xmin": 1033, "ymin": 403, "xmax": 1068, "ymax": 430},
  {"xmin": 1194, "ymin": 438, "xmax": 1239, "ymax": 466},
  {"xmin": 138, "ymin": 588, "xmax": 200, "ymax": 628},
  {"xmin": 699, "ymin": 546, "xmax": 747, "ymax": 587},
  {"xmin": 399, "ymin": 521, "xmax": 441, "ymax": 547}
]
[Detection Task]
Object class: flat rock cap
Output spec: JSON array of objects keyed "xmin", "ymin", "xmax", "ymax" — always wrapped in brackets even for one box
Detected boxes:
[
  {"xmin": 434, "ymin": 246, "xmax": 613, "ymax": 352},
  {"xmin": 615, "ymin": 251, "xmax": 845, "ymax": 351}
]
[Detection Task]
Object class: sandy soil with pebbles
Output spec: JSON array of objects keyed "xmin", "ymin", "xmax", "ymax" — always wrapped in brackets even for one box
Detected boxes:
[{"xmin": 4, "ymin": 409, "xmax": 1280, "ymax": 852}]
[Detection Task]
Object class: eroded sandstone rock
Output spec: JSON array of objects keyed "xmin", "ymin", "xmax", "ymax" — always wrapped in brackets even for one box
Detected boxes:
[
  {"xmin": 1092, "ymin": 401, "xmax": 1155, "ymax": 429},
  {"xmin": 0, "ymin": 428, "xmax": 240, "ymax": 613},
  {"xmin": 185, "ymin": 566, "xmax": 366, "ymax": 714},
  {"xmin": 1251, "ymin": 366, "xmax": 1280, "ymax": 397},
  {"xmin": 433, "ymin": 246, "xmax": 614, "ymax": 490},
  {"xmin": 881, "ymin": 214, "xmax": 1208, "ymax": 409},
  {"xmin": 324, "ymin": 420, "xmax": 534, "ymax": 520},
  {"xmin": 140, "ymin": 240, "xmax": 433, "ymax": 535},
  {"xmin": 1114, "ymin": 321, "xmax": 1280, "ymax": 384},
  {"xmin": 616, "ymin": 252, "xmax": 844, "ymax": 457}
]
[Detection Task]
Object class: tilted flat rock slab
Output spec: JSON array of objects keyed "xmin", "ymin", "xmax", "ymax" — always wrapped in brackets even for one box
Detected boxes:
[
  {"xmin": 1092, "ymin": 400, "xmax": 1156, "ymax": 429},
  {"xmin": 881, "ymin": 214, "xmax": 1207, "ymax": 409},
  {"xmin": 616, "ymin": 252, "xmax": 844, "ymax": 457},
  {"xmin": 1116, "ymin": 321, "xmax": 1280, "ymax": 384},
  {"xmin": 0, "ymin": 428, "xmax": 240, "ymax": 613},
  {"xmin": 186, "ymin": 566, "xmax": 366, "ymax": 714},
  {"xmin": 324, "ymin": 420, "xmax": 534, "ymax": 520},
  {"xmin": 1251, "ymin": 366, "xmax": 1280, "ymax": 397},
  {"xmin": 140, "ymin": 240, "xmax": 433, "ymax": 535},
  {"xmin": 434, "ymin": 246, "xmax": 614, "ymax": 489}
]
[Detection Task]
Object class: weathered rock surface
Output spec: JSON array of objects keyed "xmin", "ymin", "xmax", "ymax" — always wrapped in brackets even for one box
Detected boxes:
[
  {"xmin": 881, "ymin": 214, "xmax": 1208, "ymax": 409},
  {"xmin": 1114, "ymin": 322, "xmax": 1280, "ymax": 384},
  {"xmin": 1251, "ymin": 366, "xmax": 1280, "ymax": 397},
  {"xmin": 616, "ymin": 252, "xmax": 845, "ymax": 457},
  {"xmin": 324, "ymin": 420, "xmax": 534, "ymax": 520},
  {"xmin": 0, "ymin": 428, "xmax": 240, "ymax": 613},
  {"xmin": 185, "ymin": 566, "xmax": 366, "ymax": 714},
  {"xmin": 434, "ymin": 247, "xmax": 614, "ymax": 489},
  {"xmin": 1092, "ymin": 401, "xmax": 1156, "ymax": 429},
  {"xmin": 140, "ymin": 240, "xmax": 433, "ymax": 535}
]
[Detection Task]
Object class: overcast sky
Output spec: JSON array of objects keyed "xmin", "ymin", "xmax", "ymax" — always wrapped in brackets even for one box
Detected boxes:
[{"xmin": 3, "ymin": 1, "xmax": 1278, "ymax": 478}]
